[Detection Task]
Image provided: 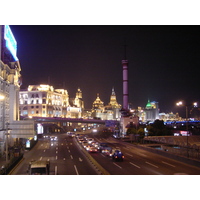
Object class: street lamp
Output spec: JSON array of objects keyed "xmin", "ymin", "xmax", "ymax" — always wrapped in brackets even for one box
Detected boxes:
[{"xmin": 176, "ymin": 101, "xmax": 197, "ymax": 158}]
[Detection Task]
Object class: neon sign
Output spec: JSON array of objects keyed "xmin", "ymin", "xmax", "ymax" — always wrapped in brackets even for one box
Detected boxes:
[{"xmin": 4, "ymin": 25, "xmax": 18, "ymax": 61}]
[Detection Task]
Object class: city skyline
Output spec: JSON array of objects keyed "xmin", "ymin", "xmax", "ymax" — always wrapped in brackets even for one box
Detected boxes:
[{"xmin": 10, "ymin": 25, "xmax": 200, "ymax": 114}]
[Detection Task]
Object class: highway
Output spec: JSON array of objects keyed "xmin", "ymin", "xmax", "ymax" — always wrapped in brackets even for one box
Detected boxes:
[
  {"xmin": 11, "ymin": 133, "xmax": 98, "ymax": 175},
  {"xmin": 89, "ymin": 137, "xmax": 200, "ymax": 175},
  {"xmin": 11, "ymin": 133, "xmax": 200, "ymax": 175}
]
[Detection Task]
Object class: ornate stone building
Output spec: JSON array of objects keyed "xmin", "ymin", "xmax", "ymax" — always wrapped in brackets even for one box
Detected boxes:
[
  {"xmin": 0, "ymin": 25, "xmax": 35, "ymax": 157},
  {"xmin": 91, "ymin": 88, "xmax": 121, "ymax": 120},
  {"xmin": 19, "ymin": 85, "xmax": 84, "ymax": 118}
]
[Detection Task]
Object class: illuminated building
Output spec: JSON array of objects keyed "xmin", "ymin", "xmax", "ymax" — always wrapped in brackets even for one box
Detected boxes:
[
  {"xmin": 91, "ymin": 89, "xmax": 121, "ymax": 120},
  {"xmin": 19, "ymin": 85, "xmax": 83, "ymax": 118},
  {"xmin": 0, "ymin": 25, "xmax": 35, "ymax": 157},
  {"xmin": 145, "ymin": 100, "xmax": 159, "ymax": 122}
]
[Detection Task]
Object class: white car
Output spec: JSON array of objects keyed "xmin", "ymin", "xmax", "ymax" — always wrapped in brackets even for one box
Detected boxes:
[{"xmin": 87, "ymin": 138, "xmax": 94, "ymax": 144}]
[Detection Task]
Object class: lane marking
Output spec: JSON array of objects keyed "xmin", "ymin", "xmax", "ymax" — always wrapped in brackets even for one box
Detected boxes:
[
  {"xmin": 63, "ymin": 158, "xmax": 66, "ymax": 160},
  {"xmin": 43, "ymin": 150, "xmax": 46, "ymax": 153},
  {"xmin": 162, "ymin": 161, "xmax": 176, "ymax": 168},
  {"xmin": 79, "ymin": 157, "xmax": 83, "ymax": 162},
  {"xmin": 56, "ymin": 151, "xmax": 58, "ymax": 154},
  {"xmin": 40, "ymin": 157, "xmax": 42, "ymax": 160},
  {"xmin": 138, "ymin": 153, "xmax": 147, "ymax": 157},
  {"xmin": 70, "ymin": 155, "xmax": 73, "ymax": 159},
  {"xmin": 129, "ymin": 162, "xmax": 140, "ymax": 168},
  {"xmin": 146, "ymin": 162, "xmax": 159, "ymax": 168},
  {"xmin": 56, "ymin": 156, "xmax": 58, "ymax": 160},
  {"xmin": 68, "ymin": 150, "xmax": 70, "ymax": 153},
  {"xmin": 55, "ymin": 166, "xmax": 57, "ymax": 175},
  {"xmin": 125, "ymin": 153, "xmax": 133, "ymax": 157},
  {"xmin": 113, "ymin": 162, "xmax": 122, "ymax": 169},
  {"xmin": 74, "ymin": 165, "xmax": 79, "ymax": 175}
]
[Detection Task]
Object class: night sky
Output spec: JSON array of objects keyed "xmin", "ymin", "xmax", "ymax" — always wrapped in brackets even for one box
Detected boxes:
[{"xmin": 10, "ymin": 25, "xmax": 200, "ymax": 114}]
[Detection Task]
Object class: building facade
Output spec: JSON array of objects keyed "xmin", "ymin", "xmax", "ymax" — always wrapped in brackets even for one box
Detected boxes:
[
  {"xmin": 19, "ymin": 85, "xmax": 84, "ymax": 119},
  {"xmin": 91, "ymin": 88, "xmax": 121, "ymax": 120},
  {"xmin": 145, "ymin": 100, "xmax": 159, "ymax": 122},
  {"xmin": 0, "ymin": 25, "xmax": 35, "ymax": 157}
]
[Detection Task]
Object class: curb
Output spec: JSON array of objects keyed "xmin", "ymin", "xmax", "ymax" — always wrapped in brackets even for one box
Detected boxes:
[{"xmin": 8, "ymin": 157, "xmax": 25, "ymax": 175}]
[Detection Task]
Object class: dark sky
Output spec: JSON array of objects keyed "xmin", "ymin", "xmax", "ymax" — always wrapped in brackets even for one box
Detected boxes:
[{"xmin": 10, "ymin": 25, "xmax": 200, "ymax": 113}]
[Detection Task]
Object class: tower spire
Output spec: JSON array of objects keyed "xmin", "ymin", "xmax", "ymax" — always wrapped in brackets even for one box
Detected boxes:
[{"xmin": 124, "ymin": 38, "xmax": 127, "ymax": 60}]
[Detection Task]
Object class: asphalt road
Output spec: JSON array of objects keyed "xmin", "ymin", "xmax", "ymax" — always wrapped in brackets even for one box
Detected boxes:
[
  {"xmin": 89, "ymin": 137, "xmax": 200, "ymax": 175},
  {"xmin": 11, "ymin": 133, "xmax": 200, "ymax": 175},
  {"xmin": 11, "ymin": 133, "xmax": 98, "ymax": 175}
]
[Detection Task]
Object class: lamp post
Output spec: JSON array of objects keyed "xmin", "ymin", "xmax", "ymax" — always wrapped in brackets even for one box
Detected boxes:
[{"xmin": 176, "ymin": 101, "xmax": 197, "ymax": 158}]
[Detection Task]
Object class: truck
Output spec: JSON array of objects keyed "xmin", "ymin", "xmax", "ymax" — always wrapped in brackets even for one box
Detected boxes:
[{"xmin": 28, "ymin": 160, "xmax": 50, "ymax": 175}]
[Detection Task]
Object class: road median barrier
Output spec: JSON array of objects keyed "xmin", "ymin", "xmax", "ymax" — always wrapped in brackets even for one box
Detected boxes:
[{"xmin": 74, "ymin": 137, "xmax": 110, "ymax": 175}]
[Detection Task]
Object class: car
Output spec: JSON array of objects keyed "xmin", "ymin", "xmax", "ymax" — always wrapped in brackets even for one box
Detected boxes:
[
  {"xmin": 50, "ymin": 136, "xmax": 57, "ymax": 141},
  {"xmin": 82, "ymin": 141, "xmax": 88, "ymax": 148},
  {"xmin": 87, "ymin": 138, "xmax": 94, "ymax": 144},
  {"xmin": 111, "ymin": 150, "xmax": 124, "ymax": 161},
  {"xmin": 85, "ymin": 145, "xmax": 93, "ymax": 151},
  {"xmin": 88, "ymin": 146, "xmax": 98, "ymax": 153},
  {"xmin": 92, "ymin": 142, "xmax": 99, "ymax": 149}
]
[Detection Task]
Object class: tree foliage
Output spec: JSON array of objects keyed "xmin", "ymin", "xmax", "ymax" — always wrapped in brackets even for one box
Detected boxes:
[{"xmin": 147, "ymin": 119, "xmax": 172, "ymax": 136}]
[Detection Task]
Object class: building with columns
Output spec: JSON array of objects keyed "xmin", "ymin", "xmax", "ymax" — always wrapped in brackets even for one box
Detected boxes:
[
  {"xmin": 0, "ymin": 25, "xmax": 35, "ymax": 157},
  {"xmin": 19, "ymin": 85, "xmax": 84, "ymax": 119}
]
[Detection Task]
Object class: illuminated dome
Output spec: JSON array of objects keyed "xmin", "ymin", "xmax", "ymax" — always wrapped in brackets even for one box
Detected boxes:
[
  {"xmin": 146, "ymin": 100, "xmax": 151, "ymax": 108},
  {"xmin": 92, "ymin": 93, "xmax": 104, "ymax": 109},
  {"xmin": 146, "ymin": 100, "xmax": 157, "ymax": 109}
]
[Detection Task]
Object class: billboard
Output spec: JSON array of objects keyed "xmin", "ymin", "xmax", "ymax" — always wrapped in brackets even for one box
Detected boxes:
[{"xmin": 4, "ymin": 25, "xmax": 18, "ymax": 61}]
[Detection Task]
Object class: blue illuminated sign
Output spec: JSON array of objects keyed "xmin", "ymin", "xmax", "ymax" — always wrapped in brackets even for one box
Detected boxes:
[{"xmin": 4, "ymin": 25, "xmax": 18, "ymax": 61}]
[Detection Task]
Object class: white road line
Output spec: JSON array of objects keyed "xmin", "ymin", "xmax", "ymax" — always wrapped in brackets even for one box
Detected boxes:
[
  {"xmin": 125, "ymin": 153, "xmax": 133, "ymax": 157},
  {"xmin": 55, "ymin": 166, "xmax": 58, "ymax": 175},
  {"xmin": 56, "ymin": 151, "xmax": 58, "ymax": 154},
  {"xmin": 43, "ymin": 150, "xmax": 46, "ymax": 152},
  {"xmin": 146, "ymin": 162, "xmax": 159, "ymax": 168},
  {"xmin": 56, "ymin": 156, "xmax": 58, "ymax": 160},
  {"xmin": 74, "ymin": 165, "xmax": 79, "ymax": 175},
  {"xmin": 40, "ymin": 157, "xmax": 42, "ymax": 160},
  {"xmin": 70, "ymin": 155, "xmax": 73, "ymax": 159},
  {"xmin": 138, "ymin": 153, "xmax": 147, "ymax": 157},
  {"xmin": 129, "ymin": 162, "xmax": 140, "ymax": 168},
  {"xmin": 68, "ymin": 150, "xmax": 70, "ymax": 153},
  {"xmin": 162, "ymin": 161, "xmax": 176, "ymax": 167},
  {"xmin": 79, "ymin": 157, "xmax": 83, "ymax": 162},
  {"xmin": 63, "ymin": 158, "xmax": 66, "ymax": 160},
  {"xmin": 113, "ymin": 162, "xmax": 122, "ymax": 169}
]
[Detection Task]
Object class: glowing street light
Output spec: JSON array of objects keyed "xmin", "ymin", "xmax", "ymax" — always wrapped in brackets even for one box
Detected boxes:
[
  {"xmin": 0, "ymin": 94, "xmax": 5, "ymax": 100},
  {"xmin": 176, "ymin": 101, "xmax": 183, "ymax": 106},
  {"xmin": 176, "ymin": 100, "xmax": 198, "ymax": 158}
]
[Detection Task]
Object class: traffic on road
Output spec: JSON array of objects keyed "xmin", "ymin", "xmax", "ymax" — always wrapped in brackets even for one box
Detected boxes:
[{"xmin": 10, "ymin": 132, "xmax": 200, "ymax": 175}]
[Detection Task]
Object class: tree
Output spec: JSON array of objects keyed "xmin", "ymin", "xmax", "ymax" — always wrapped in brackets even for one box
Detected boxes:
[{"xmin": 147, "ymin": 119, "xmax": 172, "ymax": 136}]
